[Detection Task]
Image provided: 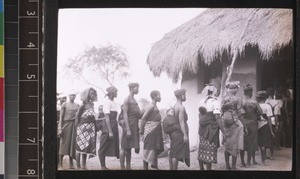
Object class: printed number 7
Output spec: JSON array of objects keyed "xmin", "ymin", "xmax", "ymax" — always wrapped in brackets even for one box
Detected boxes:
[{"xmin": 27, "ymin": 138, "xmax": 36, "ymax": 143}]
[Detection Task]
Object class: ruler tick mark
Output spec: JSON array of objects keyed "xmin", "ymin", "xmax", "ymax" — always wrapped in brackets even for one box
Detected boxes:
[
  {"xmin": 19, "ymin": 80, "xmax": 38, "ymax": 82},
  {"xmin": 19, "ymin": 111, "xmax": 38, "ymax": 113},
  {"xmin": 28, "ymin": 95, "xmax": 38, "ymax": 98},
  {"xmin": 28, "ymin": 64, "xmax": 38, "ymax": 66},
  {"xmin": 20, "ymin": 48, "xmax": 38, "ymax": 50},
  {"xmin": 19, "ymin": 143, "xmax": 38, "ymax": 146},
  {"xmin": 28, "ymin": 159, "xmax": 38, "ymax": 162},
  {"xmin": 28, "ymin": 127, "xmax": 38, "ymax": 130},
  {"xmin": 19, "ymin": 16, "xmax": 38, "ymax": 19},
  {"xmin": 28, "ymin": 32, "xmax": 38, "ymax": 34}
]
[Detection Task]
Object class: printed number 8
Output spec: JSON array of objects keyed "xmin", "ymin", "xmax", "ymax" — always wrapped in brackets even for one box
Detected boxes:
[{"xmin": 27, "ymin": 169, "xmax": 36, "ymax": 175}]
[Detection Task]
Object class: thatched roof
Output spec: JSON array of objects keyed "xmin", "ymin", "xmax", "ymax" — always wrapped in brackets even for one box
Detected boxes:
[{"xmin": 147, "ymin": 8, "xmax": 293, "ymax": 80}]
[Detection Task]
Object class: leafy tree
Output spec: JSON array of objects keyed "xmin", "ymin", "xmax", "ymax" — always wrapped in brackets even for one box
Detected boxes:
[{"xmin": 64, "ymin": 44, "xmax": 130, "ymax": 94}]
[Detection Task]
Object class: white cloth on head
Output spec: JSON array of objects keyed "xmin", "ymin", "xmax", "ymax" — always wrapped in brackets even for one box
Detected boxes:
[{"xmin": 201, "ymin": 85, "xmax": 218, "ymax": 97}]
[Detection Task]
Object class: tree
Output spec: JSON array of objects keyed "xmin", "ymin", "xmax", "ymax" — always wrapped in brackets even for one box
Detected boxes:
[{"xmin": 63, "ymin": 44, "xmax": 130, "ymax": 94}]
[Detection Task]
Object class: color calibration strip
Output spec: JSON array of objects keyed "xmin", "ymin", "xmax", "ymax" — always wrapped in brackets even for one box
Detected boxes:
[{"xmin": 0, "ymin": 0, "xmax": 4, "ymax": 178}]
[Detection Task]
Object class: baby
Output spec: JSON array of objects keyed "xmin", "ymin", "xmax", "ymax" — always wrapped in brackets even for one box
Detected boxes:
[{"xmin": 162, "ymin": 108, "xmax": 180, "ymax": 134}]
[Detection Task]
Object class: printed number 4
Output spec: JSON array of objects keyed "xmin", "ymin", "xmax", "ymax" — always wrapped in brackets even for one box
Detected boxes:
[
  {"xmin": 27, "ymin": 169, "xmax": 36, "ymax": 175},
  {"xmin": 27, "ymin": 42, "xmax": 35, "ymax": 48}
]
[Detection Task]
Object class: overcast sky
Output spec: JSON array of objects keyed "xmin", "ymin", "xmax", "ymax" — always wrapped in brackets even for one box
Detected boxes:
[{"xmin": 57, "ymin": 8, "xmax": 206, "ymax": 108}]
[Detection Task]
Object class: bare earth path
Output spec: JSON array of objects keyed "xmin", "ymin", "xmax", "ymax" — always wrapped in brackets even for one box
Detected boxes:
[{"xmin": 60, "ymin": 135, "xmax": 292, "ymax": 171}]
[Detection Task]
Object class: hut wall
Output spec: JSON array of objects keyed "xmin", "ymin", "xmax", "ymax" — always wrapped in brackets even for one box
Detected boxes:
[
  {"xmin": 230, "ymin": 51, "xmax": 258, "ymax": 98},
  {"xmin": 181, "ymin": 52, "xmax": 258, "ymax": 148},
  {"xmin": 181, "ymin": 72, "xmax": 206, "ymax": 148}
]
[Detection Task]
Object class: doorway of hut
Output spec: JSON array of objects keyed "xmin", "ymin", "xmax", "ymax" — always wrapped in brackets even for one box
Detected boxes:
[{"xmin": 256, "ymin": 45, "xmax": 293, "ymax": 92}]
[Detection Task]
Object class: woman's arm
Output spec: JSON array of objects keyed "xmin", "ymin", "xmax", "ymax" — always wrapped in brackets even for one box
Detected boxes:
[
  {"xmin": 215, "ymin": 114, "xmax": 225, "ymax": 134},
  {"xmin": 178, "ymin": 106, "xmax": 188, "ymax": 142},
  {"xmin": 139, "ymin": 105, "xmax": 155, "ymax": 134},
  {"xmin": 57, "ymin": 103, "xmax": 66, "ymax": 136},
  {"xmin": 74, "ymin": 105, "xmax": 84, "ymax": 128},
  {"xmin": 123, "ymin": 97, "xmax": 131, "ymax": 136}
]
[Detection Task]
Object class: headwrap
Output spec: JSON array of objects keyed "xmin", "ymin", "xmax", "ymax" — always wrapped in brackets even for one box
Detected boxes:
[
  {"xmin": 201, "ymin": 84, "xmax": 218, "ymax": 97},
  {"xmin": 57, "ymin": 93, "xmax": 67, "ymax": 99},
  {"xmin": 68, "ymin": 89, "xmax": 78, "ymax": 95},
  {"xmin": 225, "ymin": 81, "xmax": 240, "ymax": 89},
  {"xmin": 106, "ymin": 86, "xmax": 118, "ymax": 96},
  {"xmin": 256, "ymin": 90, "xmax": 267, "ymax": 100},
  {"xmin": 80, "ymin": 87, "xmax": 98, "ymax": 102},
  {"xmin": 174, "ymin": 89, "xmax": 186, "ymax": 96},
  {"xmin": 128, "ymin": 82, "xmax": 139, "ymax": 88},
  {"xmin": 243, "ymin": 84, "xmax": 253, "ymax": 92}
]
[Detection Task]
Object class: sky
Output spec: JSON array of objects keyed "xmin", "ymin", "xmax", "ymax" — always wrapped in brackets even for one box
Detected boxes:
[{"xmin": 57, "ymin": 8, "xmax": 206, "ymax": 108}]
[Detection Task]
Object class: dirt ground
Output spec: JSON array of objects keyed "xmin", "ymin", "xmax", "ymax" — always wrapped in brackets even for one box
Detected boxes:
[{"xmin": 59, "ymin": 134, "xmax": 292, "ymax": 171}]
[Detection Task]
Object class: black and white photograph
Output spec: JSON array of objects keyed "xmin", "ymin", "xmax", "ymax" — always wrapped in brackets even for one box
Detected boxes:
[{"xmin": 56, "ymin": 8, "xmax": 293, "ymax": 171}]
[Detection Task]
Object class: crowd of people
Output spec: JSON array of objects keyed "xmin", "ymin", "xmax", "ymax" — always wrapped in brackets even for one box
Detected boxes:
[{"xmin": 56, "ymin": 81, "xmax": 293, "ymax": 170}]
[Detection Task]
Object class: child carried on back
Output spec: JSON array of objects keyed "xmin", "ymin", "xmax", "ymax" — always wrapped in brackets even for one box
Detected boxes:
[{"xmin": 162, "ymin": 108, "xmax": 180, "ymax": 134}]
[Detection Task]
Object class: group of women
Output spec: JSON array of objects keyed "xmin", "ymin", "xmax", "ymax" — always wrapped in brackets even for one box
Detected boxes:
[
  {"xmin": 198, "ymin": 82, "xmax": 293, "ymax": 170},
  {"xmin": 57, "ymin": 81, "xmax": 292, "ymax": 170}
]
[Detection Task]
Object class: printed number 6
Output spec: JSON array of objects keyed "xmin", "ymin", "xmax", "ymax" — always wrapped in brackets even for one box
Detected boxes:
[
  {"xmin": 27, "ymin": 74, "xmax": 35, "ymax": 80},
  {"xmin": 27, "ymin": 169, "xmax": 35, "ymax": 175},
  {"xmin": 27, "ymin": 11, "xmax": 36, "ymax": 16}
]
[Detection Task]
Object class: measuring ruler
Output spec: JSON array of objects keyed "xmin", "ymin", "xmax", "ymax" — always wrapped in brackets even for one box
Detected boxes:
[{"xmin": 18, "ymin": 0, "xmax": 42, "ymax": 178}]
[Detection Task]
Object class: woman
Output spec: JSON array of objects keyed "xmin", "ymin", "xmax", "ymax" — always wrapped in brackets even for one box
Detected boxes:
[
  {"xmin": 221, "ymin": 81, "xmax": 247, "ymax": 170},
  {"xmin": 58, "ymin": 92, "xmax": 79, "ymax": 169},
  {"xmin": 256, "ymin": 91, "xmax": 275, "ymax": 166},
  {"xmin": 120, "ymin": 83, "xmax": 141, "ymax": 170},
  {"xmin": 75, "ymin": 87, "xmax": 98, "ymax": 169},
  {"xmin": 139, "ymin": 90, "xmax": 164, "ymax": 170},
  {"xmin": 98, "ymin": 86, "xmax": 120, "ymax": 170},
  {"xmin": 197, "ymin": 84, "xmax": 224, "ymax": 170},
  {"xmin": 240, "ymin": 84, "xmax": 262, "ymax": 167},
  {"xmin": 169, "ymin": 89, "xmax": 190, "ymax": 170},
  {"xmin": 265, "ymin": 87, "xmax": 280, "ymax": 160}
]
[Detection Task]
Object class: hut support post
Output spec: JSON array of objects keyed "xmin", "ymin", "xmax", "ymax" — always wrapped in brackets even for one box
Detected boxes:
[{"xmin": 221, "ymin": 51, "xmax": 238, "ymax": 97}]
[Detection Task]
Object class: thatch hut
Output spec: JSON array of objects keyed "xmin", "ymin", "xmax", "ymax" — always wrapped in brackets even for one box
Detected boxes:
[{"xmin": 147, "ymin": 8, "xmax": 293, "ymax": 147}]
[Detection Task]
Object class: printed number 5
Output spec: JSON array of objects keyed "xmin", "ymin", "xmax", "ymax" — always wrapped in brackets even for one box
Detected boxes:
[
  {"xmin": 27, "ymin": 74, "xmax": 35, "ymax": 80},
  {"xmin": 27, "ymin": 11, "xmax": 36, "ymax": 16},
  {"xmin": 27, "ymin": 169, "xmax": 36, "ymax": 175}
]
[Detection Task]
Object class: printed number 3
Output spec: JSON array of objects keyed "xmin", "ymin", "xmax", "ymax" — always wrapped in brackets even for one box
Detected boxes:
[
  {"xmin": 27, "ymin": 169, "xmax": 36, "ymax": 175},
  {"xmin": 27, "ymin": 11, "xmax": 36, "ymax": 16}
]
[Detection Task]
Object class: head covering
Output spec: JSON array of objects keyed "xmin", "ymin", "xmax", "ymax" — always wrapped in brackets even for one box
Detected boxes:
[
  {"xmin": 68, "ymin": 89, "xmax": 78, "ymax": 95},
  {"xmin": 174, "ymin": 89, "xmax": 186, "ymax": 96},
  {"xmin": 225, "ymin": 81, "xmax": 240, "ymax": 89},
  {"xmin": 106, "ymin": 86, "xmax": 118, "ymax": 96},
  {"xmin": 256, "ymin": 90, "xmax": 267, "ymax": 100},
  {"xmin": 243, "ymin": 84, "xmax": 253, "ymax": 92},
  {"xmin": 80, "ymin": 87, "xmax": 98, "ymax": 102},
  {"xmin": 128, "ymin": 82, "xmax": 139, "ymax": 89},
  {"xmin": 57, "ymin": 93, "xmax": 67, "ymax": 99},
  {"xmin": 201, "ymin": 84, "xmax": 217, "ymax": 97}
]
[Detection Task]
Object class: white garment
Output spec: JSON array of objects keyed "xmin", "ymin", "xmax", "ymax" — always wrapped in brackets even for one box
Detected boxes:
[
  {"xmin": 102, "ymin": 98, "xmax": 118, "ymax": 114},
  {"xmin": 258, "ymin": 103, "xmax": 273, "ymax": 128},
  {"xmin": 198, "ymin": 97, "xmax": 221, "ymax": 115}
]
